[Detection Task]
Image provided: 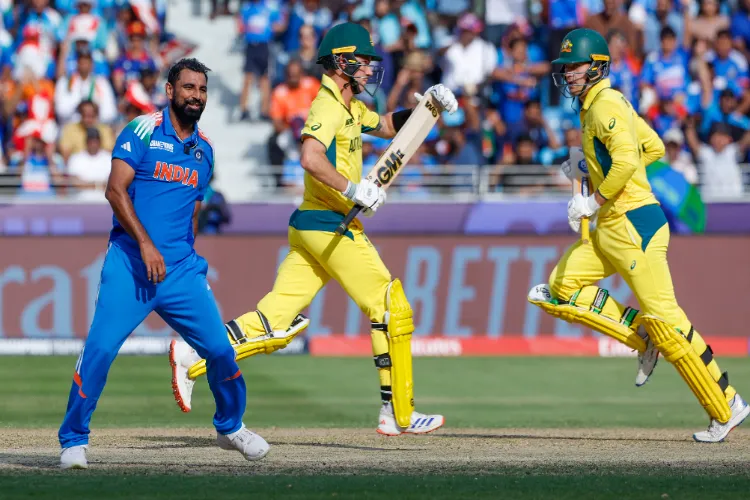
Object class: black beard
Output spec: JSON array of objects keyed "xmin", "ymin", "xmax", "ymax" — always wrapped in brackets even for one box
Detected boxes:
[{"xmin": 171, "ymin": 98, "xmax": 204, "ymax": 125}]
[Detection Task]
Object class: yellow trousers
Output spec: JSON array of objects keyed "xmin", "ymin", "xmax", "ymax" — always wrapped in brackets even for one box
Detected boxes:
[{"xmin": 550, "ymin": 204, "xmax": 736, "ymax": 405}]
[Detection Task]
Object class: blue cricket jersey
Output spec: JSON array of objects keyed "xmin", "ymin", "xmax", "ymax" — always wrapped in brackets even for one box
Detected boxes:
[{"xmin": 110, "ymin": 108, "xmax": 215, "ymax": 265}]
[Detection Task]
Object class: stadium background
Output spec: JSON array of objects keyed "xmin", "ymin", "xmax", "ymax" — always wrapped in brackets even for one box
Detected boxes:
[{"xmin": 0, "ymin": 0, "xmax": 749, "ymax": 358}]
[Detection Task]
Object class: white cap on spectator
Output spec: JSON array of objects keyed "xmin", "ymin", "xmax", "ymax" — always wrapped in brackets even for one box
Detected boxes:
[
  {"xmin": 68, "ymin": 14, "xmax": 99, "ymax": 42},
  {"xmin": 664, "ymin": 128, "xmax": 684, "ymax": 145}
]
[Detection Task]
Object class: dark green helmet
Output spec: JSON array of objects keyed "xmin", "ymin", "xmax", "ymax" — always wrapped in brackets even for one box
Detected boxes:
[
  {"xmin": 317, "ymin": 22, "xmax": 381, "ymax": 63},
  {"xmin": 317, "ymin": 22, "xmax": 384, "ymax": 96},
  {"xmin": 551, "ymin": 28, "xmax": 611, "ymax": 99}
]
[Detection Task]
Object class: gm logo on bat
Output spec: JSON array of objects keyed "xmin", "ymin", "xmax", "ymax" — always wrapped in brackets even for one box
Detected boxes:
[
  {"xmin": 377, "ymin": 150, "xmax": 405, "ymax": 184},
  {"xmin": 425, "ymin": 99, "xmax": 439, "ymax": 117}
]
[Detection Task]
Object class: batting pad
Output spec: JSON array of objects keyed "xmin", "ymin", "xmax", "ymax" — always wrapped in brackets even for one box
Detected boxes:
[
  {"xmin": 187, "ymin": 314, "xmax": 310, "ymax": 380},
  {"xmin": 529, "ymin": 286, "xmax": 647, "ymax": 352},
  {"xmin": 641, "ymin": 315, "xmax": 731, "ymax": 423},
  {"xmin": 386, "ymin": 279, "xmax": 415, "ymax": 428}
]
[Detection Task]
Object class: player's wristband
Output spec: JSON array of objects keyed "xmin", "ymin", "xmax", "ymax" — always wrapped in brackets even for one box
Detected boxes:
[
  {"xmin": 342, "ymin": 180, "xmax": 356, "ymax": 200},
  {"xmin": 392, "ymin": 108, "xmax": 413, "ymax": 133}
]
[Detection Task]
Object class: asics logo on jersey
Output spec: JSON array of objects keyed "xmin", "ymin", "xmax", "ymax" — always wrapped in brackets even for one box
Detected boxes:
[
  {"xmin": 152, "ymin": 161, "xmax": 199, "ymax": 188},
  {"xmin": 121, "ymin": 142, "xmax": 131, "ymax": 152}
]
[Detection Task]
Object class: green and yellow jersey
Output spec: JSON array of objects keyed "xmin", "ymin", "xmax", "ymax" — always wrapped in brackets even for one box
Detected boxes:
[
  {"xmin": 296, "ymin": 74, "xmax": 380, "ymax": 233},
  {"xmin": 579, "ymin": 78, "xmax": 666, "ymax": 220}
]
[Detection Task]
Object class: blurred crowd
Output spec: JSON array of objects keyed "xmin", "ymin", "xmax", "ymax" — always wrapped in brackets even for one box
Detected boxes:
[
  {"xmin": 0, "ymin": 0, "xmax": 190, "ymax": 197},
  {"xmin": 243, "ymin": 0, "xmax": 750, "ymax": 199}
]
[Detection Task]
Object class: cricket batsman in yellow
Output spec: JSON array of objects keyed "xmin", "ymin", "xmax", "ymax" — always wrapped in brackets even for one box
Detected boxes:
[
  {"xmin": 528, "ymin": 28, "xmax": 748, "ymax": 442},
  {"xmin": 168, "ymin": 22, "xmax": 457, "ymax": 438}
]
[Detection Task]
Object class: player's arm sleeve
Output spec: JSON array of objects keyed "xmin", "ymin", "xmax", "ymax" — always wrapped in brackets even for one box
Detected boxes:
[
  {"xmin": 111, "ymin": 120, "xmax": 148, "ymax": 171},
  {"xmin": 636, "ymin": 116, "xmax": 666, "ymax": 166},
  {"xmin": 300, "ymin": 98, "xmax": 341, "ymax": 150},
  {"xmin": 360, "ymin": 103, "xmax": 381, "ymax": 134},
  {"xmin": 592, "ymin": 100, "xmax": 641, "ymax": 200}
]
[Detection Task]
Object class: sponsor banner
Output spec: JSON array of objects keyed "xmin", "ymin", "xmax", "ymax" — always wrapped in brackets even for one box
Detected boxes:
[
  {"xmin": 310, "ymin": 336, "xmax": 750, "ymax": 357},
  {"xmin": 0, "ymin": 338, "xmax": 172, "ymax": 355},
  {"xmin": 0, "ymin": 236, "xmax": 748, "ymax": 343},
  {"xmin": 2, "ymin": 202, "xmax": 750, "ymax": 236}
]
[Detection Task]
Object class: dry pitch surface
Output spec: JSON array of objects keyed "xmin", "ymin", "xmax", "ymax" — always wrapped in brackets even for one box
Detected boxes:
[{"xmin": 2, "ymin": 427, "xmax": 750, "ymax": 475}]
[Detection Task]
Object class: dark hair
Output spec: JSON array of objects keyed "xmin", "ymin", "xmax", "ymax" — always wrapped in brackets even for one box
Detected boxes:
[
  {"xmin": 524, "ymin": 99, "xmax": 541, "ymax": 110},
  {"xmin": 660, "ymin": 26, "xmax": 677, "ymax": 40},
  {"xmin": 508, "ymin": 37, "xmax": 527, "ymax": 51},
  {"xmin": 167, "ymin": 58, "xmax": 211, "ymax": 86},
  {"xmin": 516, "ymin": 133, "xmax": 534, "ymax": 145},
  {"xmin": 717, "ymin": 29, "xmax": 732, "ymax": 39},
  {"xmin": 78, "ymin": 99, "xmax": 98, "ymax": 113}
]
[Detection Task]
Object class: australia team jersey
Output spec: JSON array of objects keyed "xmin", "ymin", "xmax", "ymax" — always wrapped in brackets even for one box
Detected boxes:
[
  {"xmin": 110, "ymin": 109, "xmax": 215, "ymax": 264},
  {"xmin": 299, "ymin": 74, "xmax": 380, "ymax": 219}
]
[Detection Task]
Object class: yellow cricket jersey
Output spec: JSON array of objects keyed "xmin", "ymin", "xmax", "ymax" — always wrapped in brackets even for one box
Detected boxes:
[
  {"xmin": 579, "ymin": 79, "xmax": 665, "ymax": 220},
  {"xmin": 295, "ymin": 74, "xmax": 380, "ymax": 233}
]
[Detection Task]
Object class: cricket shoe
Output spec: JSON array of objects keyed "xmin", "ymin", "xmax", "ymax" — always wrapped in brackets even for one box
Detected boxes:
[
  {"xmin": 635, "ymin": 331, "xmax": 659, "ymax": 387},
  {"xmin": 377, "ymin": 402, "xmax": 445, "ymax": 436},
  {"xmin": 216, "ymin": 425, "xmax": 270, "ymax": 461},
  {"xmin": 170, "ymin": 339, "xmax": 200, "ymax": 413},
  {"xmin": 60, "ymin": 445, "xmax": 88, "ymax": 469},
  {"xmin": 693, "ymin": 394, "xmax": 750, "ymax": 443}
]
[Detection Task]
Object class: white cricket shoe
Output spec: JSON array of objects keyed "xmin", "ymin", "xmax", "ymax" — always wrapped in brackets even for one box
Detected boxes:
[
  {"xmin": 693, "ymin": 394, "xmax": 750, "ymax": 443},
  {"xmin": 60, "ymin": 445, "xmax": 88, "ymax": 469},
  {"xmin": 170, "ymin": 339, "xmax": 200, "ymax": 413},
  {"xmin": 376, "ymin": 402, "xmax": 445, "ymax": 436},
  {"xmin": 216, "ymin": 426, "xmax": 270, "ymax": 461},
  {"xmin": 635, "ymin": 333, "xmax": 659, "ymax": 387}
]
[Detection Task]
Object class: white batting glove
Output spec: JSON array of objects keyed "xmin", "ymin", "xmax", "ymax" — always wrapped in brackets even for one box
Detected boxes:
[
  {"xmin": 567, "ymin": 193, "xmax": 600, "ymax": 222},
  {"xmin": 343, "ymin": 179, "xmax": 387, "ymax": 216},
  {"xmin": 561, "ymin": 146, "xmax": 588, "ymax": 182},
  {"xmin": 568, "ymin": 212, "xmax": 597, "ymax": 234},
  {"xmin": 414, "ymin": 84, "xmax": 459, "ymax": 114}
]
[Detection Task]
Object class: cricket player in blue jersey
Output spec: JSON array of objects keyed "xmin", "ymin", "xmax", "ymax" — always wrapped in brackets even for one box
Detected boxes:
[{"xmin": 58, "ymin": 58, "xmax": 268, "ymax": 469}]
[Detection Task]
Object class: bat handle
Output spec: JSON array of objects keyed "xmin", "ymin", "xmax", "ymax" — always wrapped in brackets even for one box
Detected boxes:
[
  {"xmin": 335, "ymin": 205, "xmax": 363, "ymax": 236},
  {"xmin": 581, "ymin": 216, "xmax": 590, "ymax": 244}
]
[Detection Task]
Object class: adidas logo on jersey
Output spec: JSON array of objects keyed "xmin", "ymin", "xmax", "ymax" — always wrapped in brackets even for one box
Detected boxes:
[{"xmin": 121, "ymin": 142, "xmax": 131, "ymax": 152}]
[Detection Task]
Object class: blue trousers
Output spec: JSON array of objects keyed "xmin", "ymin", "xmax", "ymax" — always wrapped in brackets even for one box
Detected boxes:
[{"xmin": 59, "ymin": 243, "xmax": 246, "ymax": 448}]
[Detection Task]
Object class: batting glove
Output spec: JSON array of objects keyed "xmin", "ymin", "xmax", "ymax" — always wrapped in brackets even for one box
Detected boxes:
[
  {"xmin": 343, "ymin": 179, "xmax": 387, "ymax": 216},
  {"xmin": 567, "ymin": 193, "xmax": 600, "ymax": 221},
  {"xmin": 414, "ymin": 84, "xmax": 459, "ymax": 114},
  {"xmin": 561, "ymin": 146, "xmax": 587, "ymax": 182}
]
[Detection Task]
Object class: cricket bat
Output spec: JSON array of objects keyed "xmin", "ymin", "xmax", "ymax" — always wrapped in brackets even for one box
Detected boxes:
[
  {"xmin": 334, "ymin": 94, "xmax": 442, "ymax": 236},
  {"xmin": 568, "ymin": 147, "xmax": 591, "ymax": 245},
  {"xmin": 573, "ymin": 176, "xmax": 592, "ymax": 244}
]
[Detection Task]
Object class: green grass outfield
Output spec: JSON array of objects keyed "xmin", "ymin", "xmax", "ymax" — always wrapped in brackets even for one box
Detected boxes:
[{"xmin": 2, "ymin": 355, "xmax": 750, "ymax": 499}]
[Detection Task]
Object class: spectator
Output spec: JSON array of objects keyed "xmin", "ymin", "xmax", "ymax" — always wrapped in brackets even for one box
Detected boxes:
[
  {"xmin": 54, "ymin": 47, "xmax": 117, "ymax": 125},
  {"xmin": 435, "ymin": 108, "xmax": 482, "ymax": 167},
  {"xmin": 111, "ymin": 21, "xmax": 158, "ymax": 95},
  {"xmin": 641, "ymin": 26, "xmax": 690, "ymax": 113},
  {"xmin": 237, "ymin": 0, "xmax": 284, "ymax": 121},
  {"xmin": 642, "ymin": 0, "xmax": 687, "ymax": 54},
  {"xmin": 663, "ymin": 127, "xmax": 699, "ymax": 184},
  {"xmin": 705, "ymin": 29, "xmax": 750, "ymax": 98},
  {"xmin": 67, "ymin": 127, "xmax": 110, "ymax": 200},
  {"xmin": 267, "ymin": 60, "xmax": 319, "ymax": 169},
  {"xmin": 509, "ymin": 99, "xmax": 561, "ymax": 152},
  {"xmin": 17, "ymin": 133, "xmax": 59, "ymax": 196},
  {"xmin": 585, "ymin": 0, "xmax": 643, "ymax": 59},
  {"xmin": 13, "ymin": 25, "xmax": 55, "ymax": 84},
  {"xmin": 58, "ymin": 27, "xmax": 111, "ymax": 79},
  {"xmin": 441, "ymin": 13, "xmax": 496, "ymax": 101},
  {"xmin": 731, "ymin": 0, "xmax": 750, "ymax": 57},
  {"xmin": 686, "ymin": 0, "xmax": 730, "ymax": 43},
  {"xmin": 390, "ymin": 0, "xmax": 432, "ymax": 50},
  {"xmin": 58, "ymin": 0, "xmax": 108, "ymax": 52},
  {"xmin": 547, "ymin": 124, "xmax": 583, "ymax": 165},
  {"xmin": 14, "ymin": 0, "xmax": 62, "ymax": 55},
  {"xmin": 493, "ymin": 37, "xmax": 543, "ymax": 126},
  {"xmin": 198, "ymin": 177, "xmax": 232, "ymax": 234},
  {"xmin": 286, "ymin": 24, "xmax": 323, "ymax": 82},
  {"xmin": 483, "ymin": 0, "xmax": 528, "ymax": 46},
  {"xmin": 685, "ymin": 120, "xmax": 746, "ymax": 198},
  {"xmin": 607, "ymin": 29, "xmax": 640, "ymax": 108},
  {"xmin": 10, "ymin": 96, "xmax": 59, "ymax": 168},
  {"xmin": 700, "ymin": 88, "xmax": 750, "ymax": 139},
  {"xmin": 386, "ymin": 51, "xmax": 432, "ymax": 112},
  {"xmin": 58, "ymin": 99, "xmax": 115, "ymax": 161},
  {"xmin": 113, "ymin": 80, "xmax": 156, "ymax": 135},
  {"xmin": 140, "ymin": 66, "xmax": 168, "ymax": 110},
  {"xmin": 374, "ymin": 0, "xmax": 401, "ymax": 49},
  {"xmin": 283, "ymin": 0, "xmax": 332, "ymax": 53}
]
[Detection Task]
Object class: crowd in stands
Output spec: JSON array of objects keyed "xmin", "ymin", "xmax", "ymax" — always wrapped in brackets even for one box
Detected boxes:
[
  {"xmin": 242, "ymin": 0, "xmax": 750, "ymax": 198},
  {"xmin": 0, "ymin": 0, "xmax": 173, "ymax": 197}
]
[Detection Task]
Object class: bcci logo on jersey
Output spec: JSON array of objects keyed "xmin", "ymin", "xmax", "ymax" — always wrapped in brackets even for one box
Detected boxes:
[{"xmin": 150, "ymin": 140, "xmax": 174, "ymax": 153}]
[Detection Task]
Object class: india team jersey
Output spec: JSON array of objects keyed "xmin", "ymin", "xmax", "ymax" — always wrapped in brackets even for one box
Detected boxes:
[
  {"xmin": 110, "ymin": 108, "xmax": 215, "ymax": 264},
  {"xmin": 579, "ymin": 79, "xmax": 662, "ymax": 221},
  {"xmin": 299, "ymin": 74, "xmax": 380, "ymax": 218}
]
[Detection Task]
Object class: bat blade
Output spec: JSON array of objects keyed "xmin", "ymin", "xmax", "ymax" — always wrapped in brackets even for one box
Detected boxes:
[{"xmin": 335, "ymin": 94, "xmax": 441, "ymax": 235}]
